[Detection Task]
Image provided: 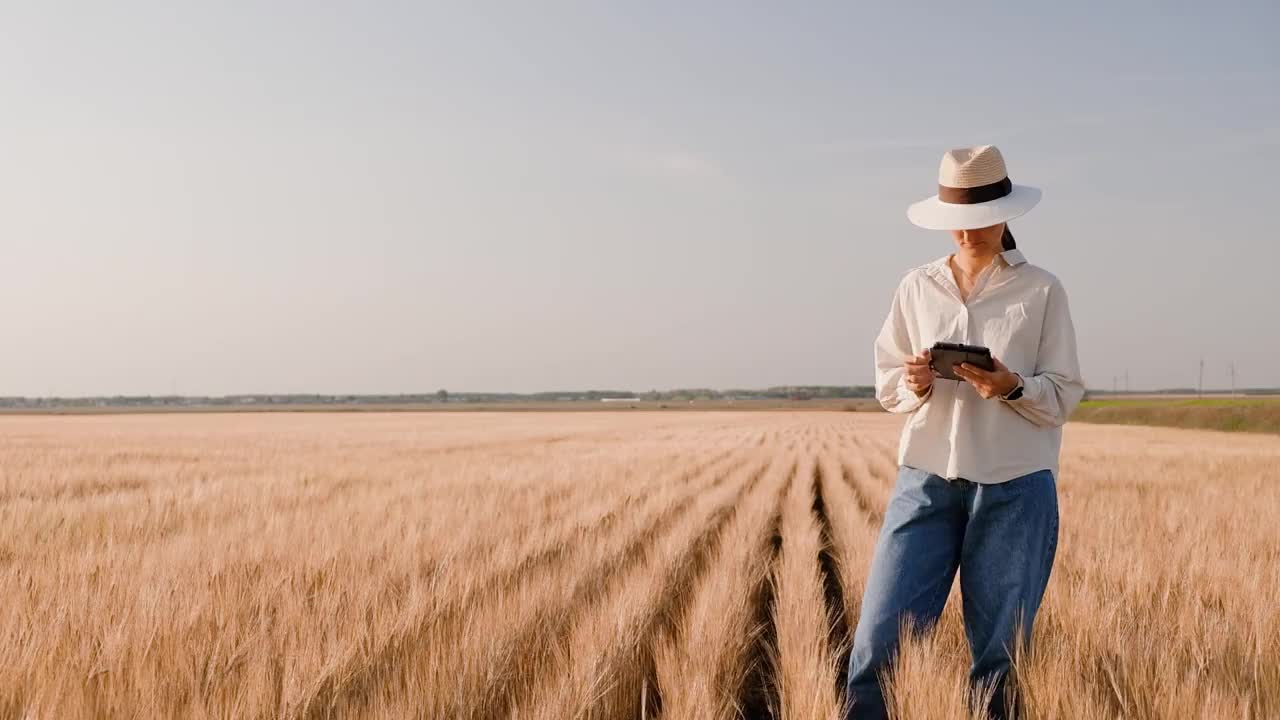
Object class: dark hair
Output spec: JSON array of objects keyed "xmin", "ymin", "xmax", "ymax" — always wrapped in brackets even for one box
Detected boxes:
[{"xmin": 1001, "ymin": 224, "xmax": 1016, "ymax": 250}]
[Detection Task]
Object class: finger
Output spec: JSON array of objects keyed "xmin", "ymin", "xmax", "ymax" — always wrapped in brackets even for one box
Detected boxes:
[{"xmin": 959, "ymin": 362, "xmax": 992, "ymax": 379}]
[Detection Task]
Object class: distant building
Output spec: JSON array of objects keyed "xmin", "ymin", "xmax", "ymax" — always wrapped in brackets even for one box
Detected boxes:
[{"xmin": 601, "ymin": 397, "xmax": 642, "ymax": 402}]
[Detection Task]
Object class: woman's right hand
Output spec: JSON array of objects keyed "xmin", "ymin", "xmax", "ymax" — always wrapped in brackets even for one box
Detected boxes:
[{"xmin": 904, "ymin": 349, "xmax": 933, "ymax": 397}]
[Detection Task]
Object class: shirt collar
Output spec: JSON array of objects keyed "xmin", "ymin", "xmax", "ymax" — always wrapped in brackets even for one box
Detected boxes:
[
  {"xmin": 1000, "ymin": 248, "xmax": 1028, "ymax": 267},
  {"xmin": 923, "ymin": 248, "xmax": 1028, "ymax": 290}
]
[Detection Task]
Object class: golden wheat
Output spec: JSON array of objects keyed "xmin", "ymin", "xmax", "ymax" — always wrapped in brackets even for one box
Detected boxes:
[{"xmin": 0, "ymin": 412, "xmax": 1276, "ymax": 719}]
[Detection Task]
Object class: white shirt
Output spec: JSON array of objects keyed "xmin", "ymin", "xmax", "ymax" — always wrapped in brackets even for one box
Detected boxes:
[{"xmin": 874, "ymin": 247, "xmax": 1085, "ymax": 484}]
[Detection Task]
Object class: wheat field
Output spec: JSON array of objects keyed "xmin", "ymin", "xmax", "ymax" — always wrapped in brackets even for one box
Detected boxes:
[{"xmin": 1, "ymin": 411, "xmax": 1277, "ymax": 719}]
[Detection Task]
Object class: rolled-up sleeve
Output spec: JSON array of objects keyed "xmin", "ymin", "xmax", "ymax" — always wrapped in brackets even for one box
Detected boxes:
[
  {"xmin": 1006, "ymin": 277, "xmax": 1085, "ymax": 427},
  {"xmin": 875, "ymin": 276, "xmax": 931, "ymax": 413}
]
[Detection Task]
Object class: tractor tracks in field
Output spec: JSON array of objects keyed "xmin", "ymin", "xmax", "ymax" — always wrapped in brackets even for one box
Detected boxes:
[
  {"xmin": 738, "ymin": 428, "xmax": 890, "ymax": 719},
  {"xmin": 812, "ymin": 451, "xmax": 853, "ymax": 699},
  {"xmin": 295, "ymin": 440, "xmax": 762, "ymax": 712},
  {"xmin": 471, "ymin": 455, "xmax": 770, "ymax": 720},
  {"xmin": 585, "ymin": 457, "xmax": 777, "ymax": 719},
  {"xmin": 737, "ymin": 473, "xmax": 789, "ymax": 720},
  {"xmin": 301, "ymin": 419, "xmax": 893, "ymax": 720},
  {"xmin": 293, "ymin": 445, "xmax": 747, "ymax": 720}
]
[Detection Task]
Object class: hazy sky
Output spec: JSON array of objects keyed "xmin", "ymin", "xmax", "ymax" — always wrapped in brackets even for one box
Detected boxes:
[{"xmin": 3, "ymin": 2, "xmax": 1278, "ymax": 396}]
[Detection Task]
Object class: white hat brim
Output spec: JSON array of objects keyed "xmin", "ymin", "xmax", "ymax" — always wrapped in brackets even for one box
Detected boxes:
[{"xmin": 906, "ymin": 184, "xmax": 1042, "ymax": 230}]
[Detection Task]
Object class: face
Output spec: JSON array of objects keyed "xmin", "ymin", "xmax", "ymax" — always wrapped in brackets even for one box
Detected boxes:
[{"xmin": 949, "ymin": 222, "xmax": 1005, "ymax": 254}]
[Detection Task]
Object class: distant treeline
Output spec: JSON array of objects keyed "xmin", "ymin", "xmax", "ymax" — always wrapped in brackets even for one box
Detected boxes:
[
  {"xmin": 3, "ymin": 385, "xmax": 1277, "ymax": 410},
  {"xmin": 0, "ymin": 385, "xmax": 878, "ymax": 409}
]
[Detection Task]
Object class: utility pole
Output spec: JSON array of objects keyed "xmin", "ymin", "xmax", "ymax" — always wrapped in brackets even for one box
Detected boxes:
[
  {"xmin": 1198, "ymin": 357, "xmax": 1204, "ymax": 397},
  {"xmin": 1229, "ymin": 362, "xmax": 1236, "ymax": 396}
]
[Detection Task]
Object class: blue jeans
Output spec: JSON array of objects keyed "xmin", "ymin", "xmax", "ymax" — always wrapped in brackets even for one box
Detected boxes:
[{"xmin": 845, "ymin": 465, "xmax": 1059, "ymax": 720}]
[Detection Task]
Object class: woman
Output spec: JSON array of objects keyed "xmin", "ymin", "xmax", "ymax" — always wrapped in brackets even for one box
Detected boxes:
[{"xmin": 845, "ymin": 145, "xmax": 1084, "ymax": 720}]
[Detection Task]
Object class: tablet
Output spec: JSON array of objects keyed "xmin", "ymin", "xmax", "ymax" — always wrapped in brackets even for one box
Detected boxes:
[{"xmin": 929, "ymin": 342, "xmax": 994, "ymax": 381}]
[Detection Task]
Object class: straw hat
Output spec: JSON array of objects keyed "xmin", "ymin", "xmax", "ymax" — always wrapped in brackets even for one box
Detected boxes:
[{"xmin": 906, "ymin": 145, "xmax": 1041, "ymax": 230}]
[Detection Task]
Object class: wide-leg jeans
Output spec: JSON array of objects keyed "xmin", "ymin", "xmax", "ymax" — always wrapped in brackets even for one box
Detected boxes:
[{"xmin": 845, "ymin": 465, "xmax": 1059, "ymax": 720}]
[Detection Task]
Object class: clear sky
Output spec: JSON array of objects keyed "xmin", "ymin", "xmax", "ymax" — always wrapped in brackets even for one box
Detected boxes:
[{"xmin": 2, "ymin": 2, "xmax": 1277, "ymax": 396}]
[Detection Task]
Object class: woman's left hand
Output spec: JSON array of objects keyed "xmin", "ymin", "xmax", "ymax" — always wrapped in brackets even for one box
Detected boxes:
[{"xmin": 955, "ymin": 356, "xmax": 1021, "ymax": 399}]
